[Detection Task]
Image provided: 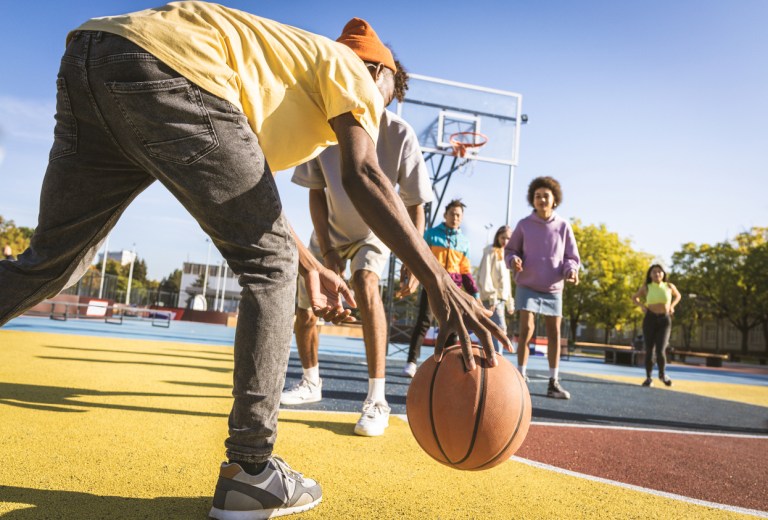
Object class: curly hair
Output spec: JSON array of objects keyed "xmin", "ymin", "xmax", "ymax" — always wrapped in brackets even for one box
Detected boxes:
[
  {"xmin": 392, "ymin": 58, "xmax": 409, "ymax": 103},
  {"xmin": 527, "ymin": 176, "xmax": 563, "ymax": 207},
  {"xmin": 364, "ymin": 53, "xmax": 409, "ymax": 103}
]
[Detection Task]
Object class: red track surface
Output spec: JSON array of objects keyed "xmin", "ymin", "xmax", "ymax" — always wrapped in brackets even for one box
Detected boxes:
[{"xmin": 517, "ymin": 424, "xmax": 768, "ymax": 512}]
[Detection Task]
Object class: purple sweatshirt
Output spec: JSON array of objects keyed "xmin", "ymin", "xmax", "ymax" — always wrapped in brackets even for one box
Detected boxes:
[{"xmin": 504, "ymin": 211, "xmax": 580, "ymax": 293}]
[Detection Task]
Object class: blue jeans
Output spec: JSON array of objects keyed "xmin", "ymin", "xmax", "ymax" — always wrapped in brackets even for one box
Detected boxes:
[
  {"xmin": 483, "ymin": 299, "xmax": 507, "ymax": 353},
  {"xmin": 0, "ymin": 32, "xmax": 297, "ymax": 463}
]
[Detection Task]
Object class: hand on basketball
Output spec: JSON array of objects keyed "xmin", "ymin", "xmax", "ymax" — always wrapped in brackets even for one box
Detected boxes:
[
  {"xmin": 513, "ymin": 257, "xmax": 523, "ymax": 272},
  {"xmin": 427, "ymin": 277, "xmax": 512, "ymax": 371},
  {"xmin": 395, "ymin": 265, "xmax": 419, "ymax": 299},
  {"xmin": 303, "ymin": 266, "xmax": 357, "ymax": 324}
]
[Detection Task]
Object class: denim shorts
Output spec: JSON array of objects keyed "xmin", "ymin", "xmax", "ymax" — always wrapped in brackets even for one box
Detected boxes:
[{"xmin": 515, "ymin": 285, "xmax": 563, "ymax": 317}]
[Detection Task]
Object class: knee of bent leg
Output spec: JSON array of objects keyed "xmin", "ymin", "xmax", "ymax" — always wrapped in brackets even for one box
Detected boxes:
[
  {"xmin": 295, "ymin": 308, "xmax": 318, "ymax": 329},
  {"xmin": 352, "ymin": 269, "xmax": 380, "ymax": 300}
]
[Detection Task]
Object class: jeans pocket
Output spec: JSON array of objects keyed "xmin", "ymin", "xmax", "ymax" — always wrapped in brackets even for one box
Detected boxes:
[
  {"xmin": 106, "ymin": 76, "xmax": 218, "ymax": 165},
  {"xmin": 49, "ymin": 77, "xmax": 78, "ymax": 161}
]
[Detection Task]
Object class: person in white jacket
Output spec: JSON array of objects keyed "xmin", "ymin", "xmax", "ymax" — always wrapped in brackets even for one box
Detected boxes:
[{"xmin": 477, "ymin": 225, "xmax": 515, "ymax": 353}]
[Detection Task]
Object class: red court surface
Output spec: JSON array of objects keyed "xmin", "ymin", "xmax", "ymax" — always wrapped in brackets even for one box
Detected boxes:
[{"xmin": 518, "ymin": 423, "xmax": 768, "ymax": 512}]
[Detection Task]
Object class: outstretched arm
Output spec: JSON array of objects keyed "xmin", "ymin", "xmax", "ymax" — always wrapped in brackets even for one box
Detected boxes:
[
  {"xmin": 288, "ymin": 222, "xmax": 356, "ymax": 324},
  {"xmin": 330, "ymin": 113, "xmax": 511, "ymax": 369}
]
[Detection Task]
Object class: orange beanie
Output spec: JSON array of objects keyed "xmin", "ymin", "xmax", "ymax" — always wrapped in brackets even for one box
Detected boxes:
[{"xmin": 336, "ymin": 18, "xmax": 396, "ymax": 72}]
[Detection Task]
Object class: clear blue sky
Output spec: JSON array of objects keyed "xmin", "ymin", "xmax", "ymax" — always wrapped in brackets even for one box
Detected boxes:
[{"xmin": 1, "ymin": 1, "xmax": 766, "ymax": 280}]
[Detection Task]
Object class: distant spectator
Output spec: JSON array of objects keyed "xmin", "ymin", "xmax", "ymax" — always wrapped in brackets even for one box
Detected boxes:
[
  {"xmin": 477, "ymin": 225, "xmax": 515, "ymax": 354},
  {"xmin": 631, "ymin": 264, "xmax": 682, "ymax": 387}
]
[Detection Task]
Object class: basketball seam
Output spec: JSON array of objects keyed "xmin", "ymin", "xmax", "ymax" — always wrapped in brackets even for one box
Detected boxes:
[
  {"xmin": 455, "ymin": 359, "xmax": 485, "ymax": 465},
  {"xmin": 472, "ymin": 369, "xmax": 527, "ymax": 470},
  {"xmin": 429, "ymin": 357, "xmax": 451, "ymax": 464}
]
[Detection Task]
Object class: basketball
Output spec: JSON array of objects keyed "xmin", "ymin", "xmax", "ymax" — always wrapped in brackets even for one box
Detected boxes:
[{"xmin": 406, "ymin": 345, "xmax": 531, "ymax": 470}]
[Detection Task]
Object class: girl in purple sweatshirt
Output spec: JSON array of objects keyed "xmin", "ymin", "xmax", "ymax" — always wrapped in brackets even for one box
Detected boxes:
[{"xmin": 505, "ymin": 176, "xmax": 580, "ymax": 399}]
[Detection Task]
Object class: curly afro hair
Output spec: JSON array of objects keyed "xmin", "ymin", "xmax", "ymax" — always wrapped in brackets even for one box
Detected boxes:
[
  {"xmin": 392, "ymin": 58, "xmax": 409, "ymax": 103},
  {"xmin": 527, "ymin": 176, "xmax": 563, "ymax": 207}
]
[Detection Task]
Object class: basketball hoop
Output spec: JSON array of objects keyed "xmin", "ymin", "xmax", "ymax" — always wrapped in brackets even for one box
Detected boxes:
[{"xmin": 449, "ymin": 131, "xmax": 488, "ymax": 158}]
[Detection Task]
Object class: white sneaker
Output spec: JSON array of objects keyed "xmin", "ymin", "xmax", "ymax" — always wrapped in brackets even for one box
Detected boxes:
[
  {"xmin": 280, "ymin": 377, "xmax": 322, "ymax": 406},
  {"xmin": 354, "ymin": 400, "xmax": 390, "ymax": 437},
  {"xmin": 402, "ymin": 362, "xmax": 417, "ymax": 378}
]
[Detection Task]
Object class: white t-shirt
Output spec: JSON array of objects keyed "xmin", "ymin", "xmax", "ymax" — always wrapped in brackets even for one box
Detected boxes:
[{"xmin": 292, "ymin": 110, "xmax": 433, "ymax": 247}]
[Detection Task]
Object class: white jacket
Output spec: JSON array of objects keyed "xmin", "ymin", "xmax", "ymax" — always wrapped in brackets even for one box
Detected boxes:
[{"xmin": 477, "ymin": 245, "xmax": 513, "ymax": 308}]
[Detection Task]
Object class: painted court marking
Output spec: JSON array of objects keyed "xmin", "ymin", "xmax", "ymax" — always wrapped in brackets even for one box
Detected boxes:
[{"xmin": 512, "ymin": 456, "xmax": 768, "ymax": 518}]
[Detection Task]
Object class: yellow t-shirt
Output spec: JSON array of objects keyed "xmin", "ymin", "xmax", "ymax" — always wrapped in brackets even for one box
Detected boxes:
[{"xmin": 70, "ymin": 1, "xmax": 383, "ymax": 171}]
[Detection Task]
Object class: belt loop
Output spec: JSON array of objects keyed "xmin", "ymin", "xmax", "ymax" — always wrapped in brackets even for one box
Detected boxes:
[{"xmin": 94, "ymin": 31, "xmax": 103, "ymax": 42}]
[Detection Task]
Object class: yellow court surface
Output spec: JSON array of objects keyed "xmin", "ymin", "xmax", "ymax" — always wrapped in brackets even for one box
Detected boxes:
[{"xmin": 0, "ymin": 330, "xmax": 760, "ymax": 519}]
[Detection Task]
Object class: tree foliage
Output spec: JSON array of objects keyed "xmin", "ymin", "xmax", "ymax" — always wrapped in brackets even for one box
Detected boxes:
[
  {"xmin": 0, "ymin": 215, "xmax": 34, "ymax": 257},
  {"xmin": 563, "ymin": 220, "xmax": 652, "ymax": 343},
  {"xmin": 671, "ymin": 227, "xmax": 767, "ymax": 353},
  {"xmin": 159, "ymin": 269, "xmax": 182, "ymax": 293}
]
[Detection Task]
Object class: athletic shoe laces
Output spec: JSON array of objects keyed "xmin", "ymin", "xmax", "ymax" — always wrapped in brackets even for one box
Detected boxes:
[
  {"xmin": 361, "ymin": 401, "xmax": 389, "ymax": 419},
  {"xmin": 271, "ymin": 456, "xmax": 304, "ymax": 482}
]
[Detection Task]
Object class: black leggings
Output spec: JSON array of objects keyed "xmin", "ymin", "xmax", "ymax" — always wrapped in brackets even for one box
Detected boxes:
[
  {"xmin": 406, "ymin": 289, "xmax": 458, "ymax": 364},
  {"xmin": 642, "ymin": 312, "xmax": 672, "ymax": 378}
]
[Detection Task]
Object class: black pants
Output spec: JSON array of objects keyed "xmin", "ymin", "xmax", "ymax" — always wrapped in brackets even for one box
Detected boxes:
[
  {"xmin": 642, "ymin": 312, "xmax": 672, "ymax": 378},
  {"xmin": 406, "ymin": 289, "xmax": 458, "ymax": 364}
]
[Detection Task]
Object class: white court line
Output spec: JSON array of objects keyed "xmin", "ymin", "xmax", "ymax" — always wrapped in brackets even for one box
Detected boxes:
[
  {"xmin": 513, "ymin": 457, "xmax": 768, "ymax": 518},
  {"xmin": 529, "ymin": 420, "xmax": 768, "ymax": 439},
  {"xmin": 288, "ymin": 412, "xmax": 767, "ymax": 516}
]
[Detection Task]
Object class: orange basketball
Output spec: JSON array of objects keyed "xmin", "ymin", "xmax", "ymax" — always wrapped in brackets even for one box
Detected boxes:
[{"xmin": 406, "ymin": 345, "xmax": 532, "ymax": 470}]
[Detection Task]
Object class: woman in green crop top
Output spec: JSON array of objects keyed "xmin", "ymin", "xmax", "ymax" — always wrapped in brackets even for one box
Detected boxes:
[{"xmin": 631, "ymin": 264, "xmax": 682, "ymax": 387}]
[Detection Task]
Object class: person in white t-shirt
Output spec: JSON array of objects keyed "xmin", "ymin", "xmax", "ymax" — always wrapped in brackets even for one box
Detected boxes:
[{"xmin": 283, "ymin": 62, "xmax": 432, "ymax": 437}]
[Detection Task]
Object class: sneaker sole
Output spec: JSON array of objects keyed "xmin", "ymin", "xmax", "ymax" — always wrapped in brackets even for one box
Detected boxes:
[
  {"xmin": 209, "ymin": 497, "xmax": 321, "ymax": 520},
  {"xmin": 279, "ymin": 395, "xmax": 322, "ymax": 406},
  {"xmin": 546, "ymin": 393, "xmax": 571, "ymax": 400},
  {"xmin": 353, "ymin": 424, "xmax": 388, "ymax": 437}
]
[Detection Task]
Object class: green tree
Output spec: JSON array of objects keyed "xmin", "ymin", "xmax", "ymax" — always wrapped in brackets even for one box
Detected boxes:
[
  {"xmin": 159, "ymin": 269, "xmax": 182, "ymax": 293},
  {"xmin": 564, "ymin": 220, "xmax": 651, "ymax": 344},
  {"xmin": 741, "ymin": 229, "xmax": 768, "ymax": 352},
  {"xmin": 671, "ymin": 228, "xmax": 766, "ymax": 354},
  {"xmin": 668, "ymin": 268, "xmax": 708, "ymax": 350},
  {"xmin": 0, "ymin": 215, "xmax": 34, "ymax": 257}
]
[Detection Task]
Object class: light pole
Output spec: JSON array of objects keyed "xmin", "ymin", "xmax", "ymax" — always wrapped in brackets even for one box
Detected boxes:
[
  {"xmin": 219, "ymin": 261, "xmax": 229, "ymax": 312},
  {"xmin": 202, "ymin": 238, "xmax": 212, "ymax": 307},
  {"xmin": 98, "ymin": 234, "xmax": 110, "ymax": 299},
  {"xmin": 213, "ymin": 259, "xmax": 223, "ymax": 311},
  {"xmin": 125, "ymin": 243, "xmax": 136, "ymax": 305}
]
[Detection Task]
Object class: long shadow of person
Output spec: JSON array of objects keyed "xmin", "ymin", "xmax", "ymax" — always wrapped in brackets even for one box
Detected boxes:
[{"xmin": 0, "ymin": 486, "xmax": 211, "ymax": 519}]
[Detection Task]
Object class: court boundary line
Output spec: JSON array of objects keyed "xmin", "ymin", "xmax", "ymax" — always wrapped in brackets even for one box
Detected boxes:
[
  {"xmin": 512, "ymin": 456, "xmax": 768, "ymax": 518},
  {"xmin": 529, "ymin": 420, "xmax": 768, "ymax": 439}
]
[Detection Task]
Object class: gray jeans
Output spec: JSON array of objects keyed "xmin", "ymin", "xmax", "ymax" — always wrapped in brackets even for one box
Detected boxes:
[{"xmin": 0, "ymin": 32, "xmax": 297, "ymax": 463}]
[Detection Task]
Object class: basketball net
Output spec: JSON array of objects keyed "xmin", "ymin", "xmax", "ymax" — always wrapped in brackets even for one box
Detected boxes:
[{"xmin": 449, "ymin": 131, "xmax": 488, "ymax": 176}]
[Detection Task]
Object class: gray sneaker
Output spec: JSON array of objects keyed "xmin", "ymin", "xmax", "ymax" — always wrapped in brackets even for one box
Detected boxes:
[
  {"xmin": 547, "ymin": 378, "xmax": 571, "ymax": 399},
  {"xmin": 209, "ymin": 456, "xmax": 322, "ymax": 519}
]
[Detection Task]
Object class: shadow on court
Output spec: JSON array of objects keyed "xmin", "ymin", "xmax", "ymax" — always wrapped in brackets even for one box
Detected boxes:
[
  {"xmin": 286, "ymin": 352, "xmax": 768, "ymax": 435},
  {"xmin": 0, "ymin": 486, "xmax": 211, "ymax": 520}
]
